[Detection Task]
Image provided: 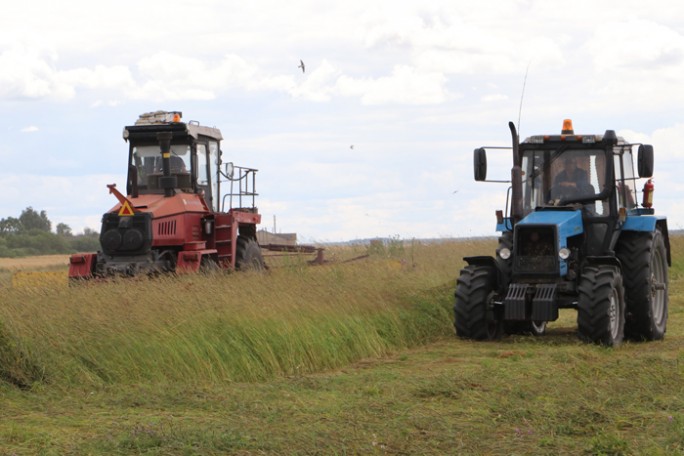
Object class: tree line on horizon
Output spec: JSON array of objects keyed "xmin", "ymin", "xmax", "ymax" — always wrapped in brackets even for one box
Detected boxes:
[{"xmin": 0, "ymin": 207, "xmax": 100, "ymax": 258}]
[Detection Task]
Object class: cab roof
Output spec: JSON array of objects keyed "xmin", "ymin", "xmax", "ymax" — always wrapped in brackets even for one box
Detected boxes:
[
  {"xmin": 123, "ymin": 110, "xmax": 223, "ymax": 143},
  {"xmin": 520, "ymin": 119, "xmax": 626, "ymax": 146}
]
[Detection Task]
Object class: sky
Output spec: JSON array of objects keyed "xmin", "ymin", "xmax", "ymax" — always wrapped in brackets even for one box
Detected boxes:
[{"xmin": 2, "ymin": 0, "xmax": 684, "ymax": 243}]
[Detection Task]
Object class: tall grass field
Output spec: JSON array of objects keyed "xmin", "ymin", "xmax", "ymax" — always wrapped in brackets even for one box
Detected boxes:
[{"xmin": 1, "ymin": 237, "xmax": 683, "ymax": 455}]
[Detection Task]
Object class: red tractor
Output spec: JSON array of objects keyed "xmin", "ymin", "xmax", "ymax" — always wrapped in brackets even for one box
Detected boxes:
[{"xmin": 69, "ymin": 111, "xmax": 265, "ymax": 279}]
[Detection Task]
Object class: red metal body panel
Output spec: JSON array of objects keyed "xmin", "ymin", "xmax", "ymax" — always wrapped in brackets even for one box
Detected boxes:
[
  {"xmin": 105, "ymin": 191, "xmax": 261, "ymax": 270},
  {"xmin": 108, "ymin": 192, "xmax": 209, "ymax": 220},
  {"xmin": 110, "ymin": 193, "xmax": 210, "ymax": 249},
  {"xmin": 175, "ymin": 249, "xmax": 219, "ymax": 273},
  {"xmin": 68, "ymin": 252, "xmax": 97, "ymax": 279}
]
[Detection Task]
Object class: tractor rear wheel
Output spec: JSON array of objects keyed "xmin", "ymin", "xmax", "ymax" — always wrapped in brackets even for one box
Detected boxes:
[
  {"xmin": 235, "ymin": 236, "xmax": 265, "ymax": 271},
  {"xmin": 577, "ymin": 265, "xmax": 625, "ymax": 346},
  {"xmin": 454, "ymin": 265, "xmax": 502, "ymax": 340},
  {"xmin": 615, "ymin": 229, "xmax": 668, "ymax": 341}
]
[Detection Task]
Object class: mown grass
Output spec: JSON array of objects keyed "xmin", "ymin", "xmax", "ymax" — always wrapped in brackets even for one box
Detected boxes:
[{"xmin": 0, "ymin": 236, "xmax": 683, "ymax": 455}]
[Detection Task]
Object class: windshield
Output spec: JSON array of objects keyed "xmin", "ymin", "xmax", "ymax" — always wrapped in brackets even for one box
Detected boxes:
[
  {"xmin": 521, "ymin": 148, "xmax": 608, "ymax": 215},
  {"xmin": 131, "ymin": 144, "xmax": 191, "ymax": 191}
]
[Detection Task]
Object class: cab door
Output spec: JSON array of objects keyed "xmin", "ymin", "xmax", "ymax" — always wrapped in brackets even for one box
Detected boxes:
[
  {"xmin": 194, "ymin": 140, "xmax": 221, "ymax": 212},
  {"xmin": 195, "ymin": 142, "xmax": 213, "ymax": 211}
]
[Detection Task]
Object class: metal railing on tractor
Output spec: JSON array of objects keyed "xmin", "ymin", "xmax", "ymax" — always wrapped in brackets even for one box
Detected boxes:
[
  {"xmin": 221, "ymin": 164, "xmax": 258, "ymax": 212},
  {"xmin": 218, "ymin": 162, "xmax": 330, "ymax": 266}
]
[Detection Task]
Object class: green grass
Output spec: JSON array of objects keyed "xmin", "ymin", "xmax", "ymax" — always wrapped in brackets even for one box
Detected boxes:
[
  {"xmin": 0, "ymin": 242, "xmax": 458, "ymax": 387},
  {"xmin": 1, "ymin": 237, "xmax": 683, "ymax": 455}
]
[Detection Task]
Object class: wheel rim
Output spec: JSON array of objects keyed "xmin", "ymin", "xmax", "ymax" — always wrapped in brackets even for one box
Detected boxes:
[
  {"xmin": 531, "ymin": 321, "xmax": 546, "ymax": 335},
  {"xmin": 608, "ymin": 289, "xmax": 620, "ymax": 340},
  {"xmin": 651, "ymin": 247, "xmax": 667, "ymax": 327}
]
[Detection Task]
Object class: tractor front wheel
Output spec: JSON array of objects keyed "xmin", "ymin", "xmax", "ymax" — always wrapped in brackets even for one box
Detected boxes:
[
  {"xmin": 235, "ymin": 236, "xmax": 265, "ymax": 271},
  {"xmin": 577, "ymin": 265, "xmax": 625, "ymax": 346},
  {"xmin": 200, "ymin": 255, "xmax": 220, "ymax": 273},
  {"xmin": 454, "ymin": 265, "xmax": 502, "ymax": 340}
]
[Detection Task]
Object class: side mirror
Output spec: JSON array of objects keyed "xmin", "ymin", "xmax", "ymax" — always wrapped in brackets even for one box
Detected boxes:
[
  {"xmin": 637, "ymin": 144, "xmax": 654, "ymax": 178},
  {"xmin": 225, "ymin": 162, "xmax": 235, "ymax": 179},
  {"xmin": 473, "ymin": 148, "xmax": 487, "ymax": 181}
]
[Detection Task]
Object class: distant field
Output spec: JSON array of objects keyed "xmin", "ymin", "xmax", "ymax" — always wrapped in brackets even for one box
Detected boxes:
[
  {"xmin": 0, "ymin": 255, "xmax": 71, "ymax": 288},
  {"xmin": 0, "ymin": 237, "xmax": 682, "ymax": 455},
  {"xmin": 0, "ymin": 254, "xmax": 70, "ymax": 270}
]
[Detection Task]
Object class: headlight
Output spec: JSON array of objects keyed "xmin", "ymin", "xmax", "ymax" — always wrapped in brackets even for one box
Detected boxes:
[
  {"xmin": 499, "ymin": 247, "xmax": 511, "ymax": 260},
  {"xmin": 558, "ymin": 247, "xmax": 571, "ymax": 260}
]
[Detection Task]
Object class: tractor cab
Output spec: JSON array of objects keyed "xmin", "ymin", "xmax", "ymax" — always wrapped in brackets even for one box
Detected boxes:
[
  {"xmin": 521, "ymin": 146, "xmax": 609, "ymax": 214},
  {"xmin": 124, "ymin": 110, "xmax": 256, "ymax": 213},
  {"xmin": 517, "ymin": 121, "xmax": 642, "ymax": 219}
]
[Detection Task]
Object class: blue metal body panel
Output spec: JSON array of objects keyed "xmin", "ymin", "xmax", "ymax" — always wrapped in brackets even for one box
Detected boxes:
[
  {"xmin": 517, "ymin": 210, "xmax": 584, "ymax": 238},
  {"xmin": 622, "ymin": 214, "xmax": 666, "ymax": 232},
  {"xmin": 516, "ymin": 210, "xmax": 583, "ymax": 276},
  {"xmin": 496, "ymin": 218, "xmax": 513, "ymax": 232}
]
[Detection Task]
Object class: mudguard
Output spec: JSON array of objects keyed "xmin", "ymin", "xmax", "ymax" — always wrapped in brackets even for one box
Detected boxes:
[{"xmin": 463, "ymin": 255, "xmax": 507, "ymax": 293}]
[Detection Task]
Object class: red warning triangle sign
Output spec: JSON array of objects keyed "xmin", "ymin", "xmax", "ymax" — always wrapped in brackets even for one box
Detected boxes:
[{"xmin": 118, "ymin": 200, "xmax": 135, "ymax": 216}]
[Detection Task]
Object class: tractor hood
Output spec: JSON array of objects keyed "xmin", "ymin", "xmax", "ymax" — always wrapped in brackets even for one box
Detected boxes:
[
  {"xmin": 517, "ymin": 209, "xmax": 584, "ymax": 239},
  {"xmin": 513, "ymin": 209, "xmax": 583, "ymax": 278},
  {"xmin": 109, "ymin": 193, "xmax": 211, "ymax": 218}
]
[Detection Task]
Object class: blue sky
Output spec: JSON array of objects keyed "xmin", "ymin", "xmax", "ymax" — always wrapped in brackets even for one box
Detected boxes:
[{"xmin": 2, "ymin": 0, "xmax": 684, "ymax": 242}]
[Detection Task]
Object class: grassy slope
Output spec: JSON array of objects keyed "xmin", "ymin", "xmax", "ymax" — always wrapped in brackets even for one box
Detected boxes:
[{"xmin": 0, "ymin": 238, "xmax": 683, "ymax": 455}]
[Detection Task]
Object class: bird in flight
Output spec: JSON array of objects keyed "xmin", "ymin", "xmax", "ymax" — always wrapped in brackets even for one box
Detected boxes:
[{"xmin": 298, "ymin": 60, "xmax": 305, "ymax": 73}]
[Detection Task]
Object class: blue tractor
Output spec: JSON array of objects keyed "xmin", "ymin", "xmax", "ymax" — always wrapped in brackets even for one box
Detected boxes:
[{"xmin": 455, "ymin": 120, "xmax": 669, "ymax": 346}]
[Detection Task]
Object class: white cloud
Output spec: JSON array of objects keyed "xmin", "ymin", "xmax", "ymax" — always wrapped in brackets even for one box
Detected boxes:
[
  {"xmin": 619, "ymin": 123, "xmax": 684, "ymax": 160},
  {"xmin": 336, "ymin": 65, "xmax": 450, "ymax": 105},
  {"xmin": 0, "ymin": 47, "xmax": 73, "ymax": 100},
  {"xmin": 3, "ymin": 1, "xmax": 684, "ymax": 242},
  {"xmin": 580, "ymin": 19, "xmax": 684, "ymax": 110},
  {"xmin": 59, "ymin": 65, "xmax": 136, "ymax": 92},
  {"xmin": 128, "ymin": 52, "xmax": 299, "ymax": 101},
  {"xmin": 587, "ymin": 20, "xmax": 684, "ymax": 72},
  {"xmin": 289, "ymin": 60, "xmax": 340, "ymax": 102},
  {"xmin": 482, "ymin": 94, "xmax": 508, "ymax": 103}
]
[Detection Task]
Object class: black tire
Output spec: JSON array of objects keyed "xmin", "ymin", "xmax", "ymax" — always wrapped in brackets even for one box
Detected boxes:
[
  {"xmin": 235, "ymin": 236, "xmax": 265, "ymax": 271},
  {"xmin": 200, "ymin": 255, "xmax": 220, "ymax": 273},
  {"xmin": 615, "ymin": 229, "xmax": 668, "ymax": 341},
  {"xmin": 158, "ymin": 250, "xmax": 177, "ymax": 273},
  {"xmin": 505, "ymin": 320, "xmax": 547, "ymax": 336},
  {"xmin": 454, "ymin": 265, "xmax": 502, "ymax": 340},
  {"xmin": 577, "ymin": 265, "xmax": 625, "ymax": 346}
]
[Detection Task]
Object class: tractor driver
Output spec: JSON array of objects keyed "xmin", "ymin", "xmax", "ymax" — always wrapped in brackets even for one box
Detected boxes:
[
  {"xmin": 551, "ymin": 156, "xmax": 591, "ymax": 200},
  {"xmin": 154, "ymin": 155, "xmax": 188, "ymax": 174},
  {"xmin": 169, "ymin": 155, "xmax": 188, "ymax": 174}
]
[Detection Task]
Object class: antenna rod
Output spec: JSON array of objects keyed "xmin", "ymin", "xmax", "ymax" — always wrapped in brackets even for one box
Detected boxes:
[{"xmin": 517, "ymin": 60, "xmax": 531, "ymax": 134}]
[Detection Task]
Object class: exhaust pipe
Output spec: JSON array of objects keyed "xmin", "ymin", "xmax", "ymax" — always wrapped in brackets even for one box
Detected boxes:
[{"xmin": 509, "ymin": 122, "xmax": 523, "ymax": 222}]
